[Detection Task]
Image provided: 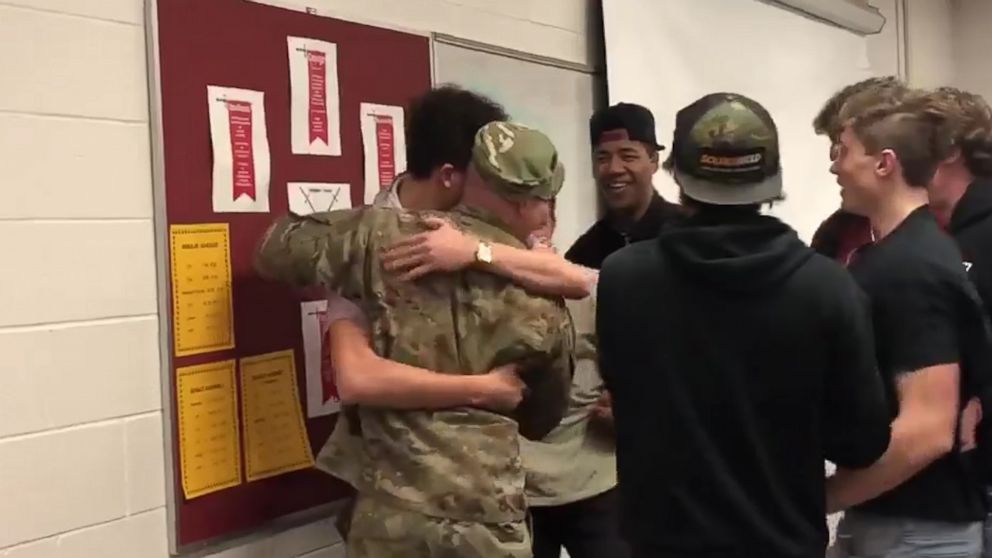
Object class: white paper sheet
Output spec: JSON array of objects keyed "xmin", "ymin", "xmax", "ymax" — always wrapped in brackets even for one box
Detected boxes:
[
  {"xmin": 288, "ymin": 37, "xmax": 341, "ymax": 156},
  {"xmin": 300, "ymin": 300, "xmax": 341, "ymax": 417},
  {"xmin": 287, "ymin": 182, "xmax": 351, "ymax": 215},
  {"xmin": 359, "ymin": 103, "xmax": 406, "ymax": 205},
  {"xmin": 208, "ymin": 85, "xmax": 271, "ymax": 213}
]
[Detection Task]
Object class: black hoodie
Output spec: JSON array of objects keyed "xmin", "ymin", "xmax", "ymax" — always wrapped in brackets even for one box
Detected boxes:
[
  {"xmin": 596, "ymin": 212, "xmax": 891, "ymax": 558},
  {"xmin": 952, "ymin": 179, "xmax": 992, "ymax": 320}
]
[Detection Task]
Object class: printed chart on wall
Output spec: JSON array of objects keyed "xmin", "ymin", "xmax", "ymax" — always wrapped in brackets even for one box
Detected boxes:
[
  {"xmin": 240, "ymin": 350, "xmax": 315, "ymax": 481},
  {"xmin": 176, "ymin": 360, "xmax": 242, "ymax": 499},
  {"xmin": 169, "ymin": 224, "xmax": 236, "ymax": 357}
]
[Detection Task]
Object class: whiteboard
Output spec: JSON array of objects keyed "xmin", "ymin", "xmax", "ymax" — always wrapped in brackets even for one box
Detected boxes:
[
  {"xmin": 433, "ymin": 37, "xmax": 602, "ymax": 251},
  {"xmin": 602, "ymin": 0, "xmax": 900, "ymax": 241}
]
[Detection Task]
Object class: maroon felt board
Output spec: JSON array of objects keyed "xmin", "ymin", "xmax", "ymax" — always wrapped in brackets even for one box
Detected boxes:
[{"xmin": 151, "ymin": 0, "xmax": 431, "ymax": 549}]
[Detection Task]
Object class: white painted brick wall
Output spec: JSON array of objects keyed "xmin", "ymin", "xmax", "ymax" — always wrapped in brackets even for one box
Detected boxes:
[{"xmin": 0, "ymin": 0, "xmax": 591, "ymax": 556}]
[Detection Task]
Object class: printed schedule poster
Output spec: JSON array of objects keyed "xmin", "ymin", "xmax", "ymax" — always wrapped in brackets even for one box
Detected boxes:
[
  {"xmin": 176, "ymin": 359, "xmax": 242, "ymax": 500},
  {"xmin": 240, "ymin": 350, "xmax": 315, "ymax": 481},
  {"xmin": 169, "ymin": 224, "xmax": 236, "ymax": 357}
]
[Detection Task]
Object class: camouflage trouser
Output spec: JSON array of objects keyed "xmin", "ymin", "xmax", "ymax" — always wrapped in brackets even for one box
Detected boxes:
[{"xmin": 346, "ymin": 495, "xmax": 532, "ymax": 558}]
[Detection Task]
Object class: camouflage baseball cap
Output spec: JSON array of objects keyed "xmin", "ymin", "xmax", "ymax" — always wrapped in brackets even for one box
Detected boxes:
[
  {"xmin": 672, "ymin": 93, "xmax": 782, "ymax": 206},
  {"xmin": 472, "ymin": 121, "xmax": 565, "ymax": 201}
]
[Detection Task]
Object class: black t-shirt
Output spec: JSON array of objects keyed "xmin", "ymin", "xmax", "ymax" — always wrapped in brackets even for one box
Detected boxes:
[
  {"xmin": 565, "ymin": 193, "xmax": 683, "ymax": 269},
  {"xmin": 848, "ymin": 206, "xmax": 986, "ymax": 522}
]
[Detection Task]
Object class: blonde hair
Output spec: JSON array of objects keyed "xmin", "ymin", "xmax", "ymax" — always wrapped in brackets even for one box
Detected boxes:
[{"xmin": 814, "ymin": 77, "xmax": 906, "ymax": 141}]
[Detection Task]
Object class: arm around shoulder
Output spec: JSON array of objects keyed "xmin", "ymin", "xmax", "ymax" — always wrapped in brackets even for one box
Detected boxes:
[
  {"xmin": 327, "ymin": 319, "xmax": 525, "ymax": 411},
  {"xmin": 484, "ymin": 243, "xmax": 596, "ymax": 300}
]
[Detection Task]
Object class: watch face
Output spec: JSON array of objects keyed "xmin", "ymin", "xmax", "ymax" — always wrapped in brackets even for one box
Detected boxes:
[{"xmin": 477, "ymin": 243, "xmax": 493, "ymax": 263}]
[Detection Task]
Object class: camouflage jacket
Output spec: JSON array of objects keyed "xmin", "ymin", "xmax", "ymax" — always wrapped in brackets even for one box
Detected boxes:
[{"xmin": 255, "ymin": 205, "xmax": 575, "ymax": 523}]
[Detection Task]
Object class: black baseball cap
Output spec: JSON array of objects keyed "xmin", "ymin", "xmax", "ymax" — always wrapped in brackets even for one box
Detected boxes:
[
  {"xmin": 672, "ymin": 93, "xmax": 782, "ymax": 206},
  {"xmin": 590, "ymin": 103, "xmax": 664, "ymax": 151}
]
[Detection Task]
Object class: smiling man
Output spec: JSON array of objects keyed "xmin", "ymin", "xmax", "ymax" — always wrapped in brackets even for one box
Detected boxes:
[
  {"xmin": 827, "ymin": 89, "xmax": 989, "ymax": 558},
  {"xmin": 565, "ymin": 103, "xmax": 684, "ymax": 269}
]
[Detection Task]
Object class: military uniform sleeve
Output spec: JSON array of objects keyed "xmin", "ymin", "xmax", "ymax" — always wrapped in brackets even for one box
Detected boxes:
[
  {"xmin": 253, "ymin": 209, "xmax": 374, "ymax": 300},
  {"xmin": 504, "ymin": 297, "xmax": 576, "ymax": 441}
]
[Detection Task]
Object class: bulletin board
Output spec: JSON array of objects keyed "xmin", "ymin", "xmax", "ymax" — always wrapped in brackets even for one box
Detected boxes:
[{"xmin": 145, "ymin": 0, "xmax": 432, "ymax": 552}]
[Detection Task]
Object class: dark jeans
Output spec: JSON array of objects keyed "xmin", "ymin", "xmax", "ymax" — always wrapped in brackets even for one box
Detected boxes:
[{"xmin": 530, "ymin": 488, "xmax": 630, "ymax": 558}]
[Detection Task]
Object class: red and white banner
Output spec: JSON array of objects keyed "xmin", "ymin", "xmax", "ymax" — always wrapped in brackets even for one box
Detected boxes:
[
  {"xmin": 301, "ymin": 299, "xmax": 341, "ymax": 418},
  {"xmin": 375, "ymin": 115, "xmax": 396, "ymax": 188},
  {"xmin": 360, "ymin": 103, "xmax": 406, "ymax": 205},
  {"xmin": 289, "ymin": 37, "xmax": 341, "ymax": 156},
  {"xmin": 316, "ymin": 309, "xmax": 340, "ymax": 404},
  {"xmin": 226, "ymin": 100, "xmax": 256, "ymax": 201},
  {"xmin": 208, "ymin": 85, "xmax": 270, "ymax": 213}
]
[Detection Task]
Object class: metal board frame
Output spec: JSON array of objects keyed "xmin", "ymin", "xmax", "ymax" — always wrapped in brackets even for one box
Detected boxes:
[
  {"xmin": 142, "ymin": 0, "xmax": 434, "ymax": 554},
  {"xmin": 432, "ymin": 33, "xmax": 599, "ymax": 75}
]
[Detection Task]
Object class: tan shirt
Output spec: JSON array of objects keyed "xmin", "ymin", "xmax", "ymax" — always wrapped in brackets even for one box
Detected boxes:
[{"xmin": 521, "ymin": 294, "xmax": 618, "ymax": 507}]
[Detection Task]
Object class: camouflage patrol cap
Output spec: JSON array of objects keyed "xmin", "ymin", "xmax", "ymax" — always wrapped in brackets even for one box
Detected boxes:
[
  {"xmin": 472, "ymin": 121, "xmax": 565, "ymax": 201},
  {"xmin": 672, "ymin": 93, "xmax": 783, "ymax": 206}
]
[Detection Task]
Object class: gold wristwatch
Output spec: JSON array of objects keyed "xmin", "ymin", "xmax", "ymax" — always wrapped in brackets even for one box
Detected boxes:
[{"xmin": 475, "ymin": 241, "xmax": 494, "ymax": 265}]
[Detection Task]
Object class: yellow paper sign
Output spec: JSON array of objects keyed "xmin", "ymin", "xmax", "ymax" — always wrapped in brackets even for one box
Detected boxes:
[
  {"xmin": 240, "ymin": 350, "xmax": 315, "ymax": 481},
  {"xmin": 170, "ymin": 224, "xmax": 235, "ymax": 357},
  {"xmin": 176, "ymin": 360, "xmax": 242, "ymax": 499}
]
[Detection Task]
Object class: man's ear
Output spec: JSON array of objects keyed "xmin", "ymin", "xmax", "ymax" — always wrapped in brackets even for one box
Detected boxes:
[
  {"xmin": 945, "ymin": 147, "xmax": 964, "ymax": 166},
  {"xmin": 649, "ymin": 149, "xmax": 660, "ymax": 173},
  {"xmin": 876, "ymin": 149, "xmax": 897, "ymax": 178},
  {"xmin": 438, "ymin": 163, "xmax": 457, "ymax": 188}
]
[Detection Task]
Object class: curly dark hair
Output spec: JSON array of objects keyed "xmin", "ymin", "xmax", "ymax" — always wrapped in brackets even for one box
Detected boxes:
[
  {"xmin": 927, "ymin": 87, "xmax": 992, "ymax": 178},
  {"xmin": 404, "ymin": 84, "xmax": 508, "ymax": 179},
  {"xmin": 814, "ymin": 76, "xmax": 906, "ymax": 141}
]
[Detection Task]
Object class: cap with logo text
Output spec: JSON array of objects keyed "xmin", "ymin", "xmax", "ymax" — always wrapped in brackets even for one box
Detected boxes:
[
  {"xmin": 472, "ymin": 121, "xmax": 565, "ymax": 201},
  {"xmin": 590, "ymin": 103, "xmax": 664, "ymax": 151},
  {"xmin": 672, "ymin": 93, "xmax": 782, "ymax": 206}
]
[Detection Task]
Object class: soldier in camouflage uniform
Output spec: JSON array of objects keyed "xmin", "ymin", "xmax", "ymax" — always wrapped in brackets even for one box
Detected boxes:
[
  {"xmin": 255, "ymin": 121, "xmax": 575, "ymax": 558},
  {"xmin": 314, "ymin": 86, "xmax": 517, "ymax": 540}
]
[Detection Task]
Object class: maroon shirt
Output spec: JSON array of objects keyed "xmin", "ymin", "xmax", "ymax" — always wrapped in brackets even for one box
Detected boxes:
[{"xmin": 811, "ymin": 209, "xmax": 873, "ymax": 266}]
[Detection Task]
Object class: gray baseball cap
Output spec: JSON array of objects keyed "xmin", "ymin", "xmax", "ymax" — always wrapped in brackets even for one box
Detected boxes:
[{"xmin": 672, "ymin": 93, "xmax": 783, "ymax": 206}]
